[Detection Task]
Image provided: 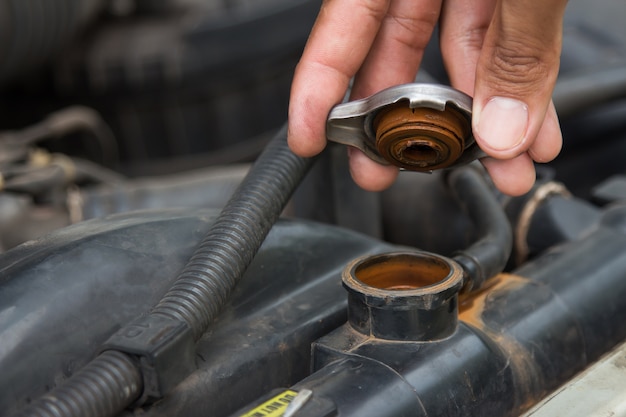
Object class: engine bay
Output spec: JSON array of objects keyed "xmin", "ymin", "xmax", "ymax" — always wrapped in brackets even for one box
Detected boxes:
[{"xmin": 1, "ymin": 1, "xmax": 626, "ymax": 416}]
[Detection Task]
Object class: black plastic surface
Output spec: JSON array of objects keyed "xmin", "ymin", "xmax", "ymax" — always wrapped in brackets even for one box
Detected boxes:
[
  {"xmin": 249, "ymin": 204, "xmax": 626, "ymax": 417},
  {"xmin": 0, "ymin": 209, "xmax": 393, "ymax": 416}
]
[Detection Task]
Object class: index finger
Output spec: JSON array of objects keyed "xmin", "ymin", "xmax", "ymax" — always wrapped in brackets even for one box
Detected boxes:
[{"xmin": 287, "ymin": 0, "xmax": 391, "ymax": 157}]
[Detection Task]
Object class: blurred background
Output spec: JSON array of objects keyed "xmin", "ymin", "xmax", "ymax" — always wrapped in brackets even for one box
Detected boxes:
[
  {"xmin": 0, "ymin": 0, "xmax": 625, "ymax": 251},
  {"xmin": 0, "ymin": 0, "xmax": 321, "ymax": 172}
]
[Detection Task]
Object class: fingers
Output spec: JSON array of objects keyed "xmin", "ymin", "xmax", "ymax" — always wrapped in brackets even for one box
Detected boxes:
[
  {"xmin": 289, "ymin": 0, "xmax": 567, "ymax": 196},
  {"xmin": 470, "ymin": 0, "xmax": 567, "ymax": 194},
  {"xmin": 528, "ymin": 102, "xmax": 562, "ymax": 163},
  {"xmin": 481, "ymin": 152, "xmax": 536, "ymax": 196},
  {"xmin": 347, "ymin": 147, "xmax": 399, "ymax": 191},
  {"xmin": 478, "ymin": 97, "xmax": 562, "ymax": 198},
  {"xmin": 439, "ymin": 0, "xmax": 496, "ymax": 95},
  {"xmin": 289, "ymin": 0, "xmax": 443, "ymax": 191},
  {"xmin": 350, "ymin": 0, "xmax": 442, "ymax": 99},
  {"xmin": 348, "ymin": 0, "xmax": 443, "ymax": 190},
  {"xmin": 288, "ymin": 0, "xmax": 391, "ymax": 157}
]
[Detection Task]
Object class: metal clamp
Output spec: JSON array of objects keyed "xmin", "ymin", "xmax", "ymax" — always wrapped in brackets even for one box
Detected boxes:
[{"xmin": 326, "ymin": 83, "xmax": 485, "ymax": 172}]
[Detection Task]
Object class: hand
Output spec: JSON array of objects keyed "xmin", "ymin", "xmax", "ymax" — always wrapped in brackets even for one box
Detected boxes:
[{"xmin": 287, "ymin": 0, "xmax": 568, "ymax": 196}]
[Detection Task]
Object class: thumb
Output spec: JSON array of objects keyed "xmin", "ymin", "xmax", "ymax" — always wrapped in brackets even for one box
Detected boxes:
[{"xmin": 472, "ymin": 0, "xmax": 567, "ymax": 193}]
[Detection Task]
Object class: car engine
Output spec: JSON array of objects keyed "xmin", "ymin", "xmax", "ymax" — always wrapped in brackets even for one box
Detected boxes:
[{"xmin": 1, "ymin": 1, "xmax": 626, "ymax": 416}]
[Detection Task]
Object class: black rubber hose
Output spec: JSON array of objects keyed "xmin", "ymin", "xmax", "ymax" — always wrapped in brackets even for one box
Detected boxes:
[
  {"xmin": 13, "ymin": 126, "xmax": 313, "ymax": 417},
  {"xmin": 448, "ymin": 166, "xmax": 513, "ymax": 292},
  {"xmin": 14, "ymin": 351, "xmax": 142, "ymax": 417},
  {"xmin": 151, "ymin": 125, "xmax": 313, "ymax": 339}
]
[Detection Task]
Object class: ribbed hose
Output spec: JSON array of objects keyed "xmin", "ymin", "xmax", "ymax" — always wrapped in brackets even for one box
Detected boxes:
[
  {"xmin": 14, "ymin": 351, "xmax": 142, "ymax": 417},
  {"xmin": 448, "ymin": 167, "xmax": 513, "ymax": 292},
  {"xmin": 14, "ymin": 126, "xmax": 313, "ymax": 417},
  {"xmin": 152, "ymin": 125, "xmax": 313, "ymax": 339}
]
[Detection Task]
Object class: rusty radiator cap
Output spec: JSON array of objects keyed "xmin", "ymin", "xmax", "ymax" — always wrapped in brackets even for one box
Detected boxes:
[
  {"xmin": 373, "ymin": 103, "xmax": 471, "ymax": 171},
  {"xmin": 326, "ymin": 83, "xmax": 484, "ymax": 171}
]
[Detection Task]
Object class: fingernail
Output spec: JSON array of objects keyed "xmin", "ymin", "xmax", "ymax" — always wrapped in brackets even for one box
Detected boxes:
[{"xmin": 475, "ymin": 97, "xmax": 528, "ymax": 151}]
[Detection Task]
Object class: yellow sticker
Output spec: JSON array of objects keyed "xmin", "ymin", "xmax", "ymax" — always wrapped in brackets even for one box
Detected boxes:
[{"xmin": 239, "ymin": 390, "xmax": 298, "ymax": 417}]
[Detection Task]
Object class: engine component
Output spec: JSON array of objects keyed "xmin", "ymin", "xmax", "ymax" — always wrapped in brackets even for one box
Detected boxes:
[
  {"xmin": 0, "ymin": 106, "xmax": 256, "ymax": 250},
  {"xmin": 10, "ymin": 126, "xmax": 313, "ymax": 416},
  {"xmin": 343, "ymin": 251, "xmax": 464, "ymax": 341},
  {"xmin": 447, "ymin": 166, "xmax": 512, "ymax": 292},
  {"xmin": 326, "ymin": 83, "xmax": 485, "ymax": 171},
  {"xmin": 4, "ymin": 196, "xmax": 626, "ymax": 417},
  {"xmin": 0, "ymin": 106, "xmax": 121, "ymax": 173},
  {"xmin": 0, "ymin": 2, "xmax": 625, "ymax": 417},
  {"xmin": 0, "ymin": 208, "xmax": 395, "ymax": 417},
  {"xmin": 234, "ymin": 203, "xmax": 626, "ymax": 417}
]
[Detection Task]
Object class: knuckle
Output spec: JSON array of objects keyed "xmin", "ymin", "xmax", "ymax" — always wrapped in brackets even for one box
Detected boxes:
[
  {"xmin": 488, "ymin": 40, "xmax": 559, "ymax": 93},
  {"xmin": 359, "ymin": 0, "xmax": 389, "ymax": 21},
  {"xmin": 458, "ymin": 25, "xmax": 489, "ymax": 52},
  {"xmin": 493, "ymin": 45, "xmax": 546, "ymax": 79},
  {"xmin": 387, "ymin": 15, "xmax": 436, "ymax": 54},
  {"xmin": 320, "ymin": 0, "xmax": 387, "ymax": 21}
]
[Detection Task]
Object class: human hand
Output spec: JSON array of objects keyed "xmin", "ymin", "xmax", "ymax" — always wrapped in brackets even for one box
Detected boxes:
[{"xmin": 287, "ymin": 0, "xmax": 568, "ymax": 196}]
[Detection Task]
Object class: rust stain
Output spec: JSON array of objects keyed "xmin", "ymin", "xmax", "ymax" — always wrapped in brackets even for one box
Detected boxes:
[
  {"xmin": 354, "ymin": 252, "xmax": 452, "ymax": 290},
  {"xmin": 459, "ymin": 274, "xmax": 528, "ymax": 319},
  {"xmin": 373, "ymin": 103, "xmax": 470, "ymax": 171},
  {"xmin": 459, "ymin": 273, "xmax": 546, "ymax": 415}
]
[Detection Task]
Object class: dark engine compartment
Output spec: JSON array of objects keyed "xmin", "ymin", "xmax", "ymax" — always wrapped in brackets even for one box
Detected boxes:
[{"xmin": 1, "ymin": 1, "xmax": 626, "ymax": 416}]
